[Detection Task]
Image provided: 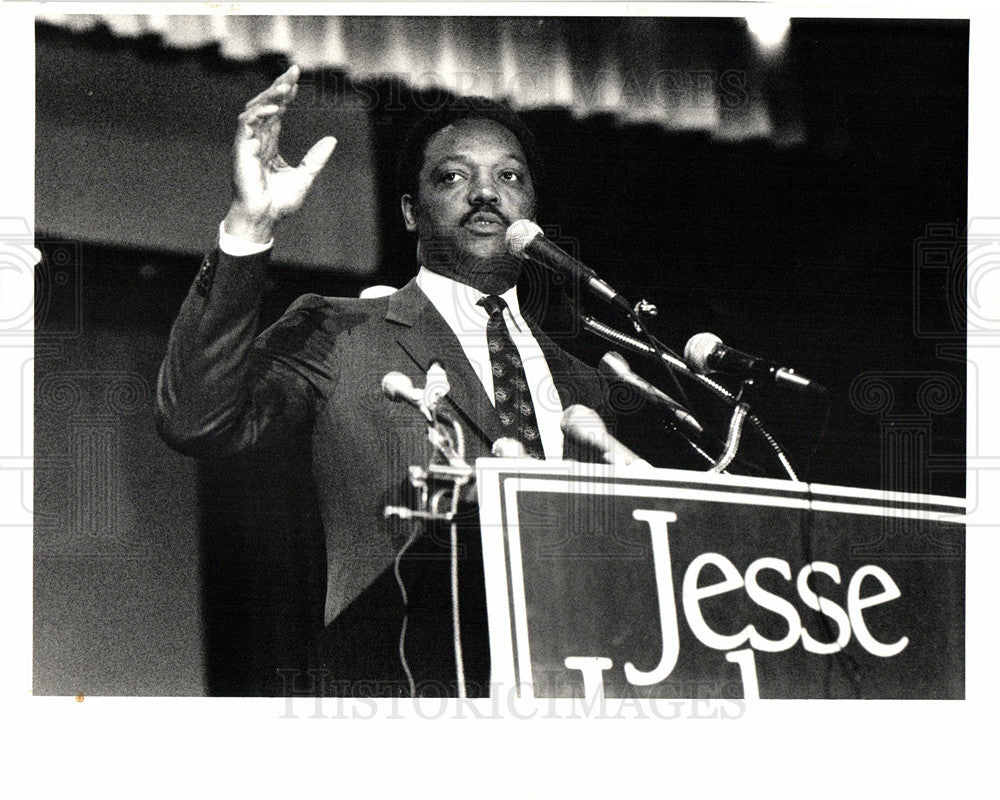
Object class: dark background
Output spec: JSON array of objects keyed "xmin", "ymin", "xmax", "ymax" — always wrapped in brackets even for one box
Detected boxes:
[{"xmin": 34, "ymin": 18, "xmax": 967, "ymax": 695}]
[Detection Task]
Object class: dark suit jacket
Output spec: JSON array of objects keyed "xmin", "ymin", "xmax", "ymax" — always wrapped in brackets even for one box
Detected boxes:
[{"xmin": 157, "ymin": 249, "xmax": 612, "ymax": 693}]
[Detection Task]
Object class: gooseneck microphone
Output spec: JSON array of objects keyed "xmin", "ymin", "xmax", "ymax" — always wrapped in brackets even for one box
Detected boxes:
[
  {"xmin": 560, "ymin": 405, "xmax": 650, "ymax": 467},
  {"xmin": 684, "ymin": 333, "xmax": 826, "ymax": 396},
  {"xmin": 598, "ymin": 352, "xmax": 704, "ymax": 436},
  {"xmin": 506, "ymin": 220, "xmax": 631, "ymax": 312}
]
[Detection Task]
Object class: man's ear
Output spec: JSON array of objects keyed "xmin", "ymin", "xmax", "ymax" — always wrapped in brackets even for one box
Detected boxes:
[{"xmin": 401, "ymin": 194, "xmax": 418, "ymax": 232}]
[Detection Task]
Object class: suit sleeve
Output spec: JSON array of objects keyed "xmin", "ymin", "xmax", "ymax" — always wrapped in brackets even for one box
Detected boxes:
[{"xmin": 155, "ymin": 248, "xmax": 325, "ymax": 458}]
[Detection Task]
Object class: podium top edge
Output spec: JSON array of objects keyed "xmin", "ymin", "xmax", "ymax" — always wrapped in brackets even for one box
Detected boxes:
[{"xmin": 473, "ymin": 457, "xmax": 966, "ymax": 510}]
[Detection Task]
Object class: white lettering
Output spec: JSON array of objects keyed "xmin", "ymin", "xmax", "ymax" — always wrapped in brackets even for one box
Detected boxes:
[
  {"xmin": 744, "ymin": 557, "xmax": 802, "ymax": 652},
  {"xmin": 848, "ymin": 565, "xmax": 909, "ymax": 657},
  {"xmin": 627, "ymin": 510, "xmax": 681, "ymax": 685},
  {"xmin": 682, "ymin": 553, "xmax": 751, "ymax": 650},
  {"xmin": 564, "ymin": 656, "xmax": 614, "ymax": 703},
  {"xmin": 725, "ymin": 648, "xmax": 760, "ymax": 699},
  {"xmin": 797, "ymin": 562, "xmax": 852, "ymax": 654}
]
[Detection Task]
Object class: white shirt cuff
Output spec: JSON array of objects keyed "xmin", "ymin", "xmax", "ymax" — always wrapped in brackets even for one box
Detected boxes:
[{"xmin": 217, "ymin": 221, "xmax": 273, "ymax": 256}]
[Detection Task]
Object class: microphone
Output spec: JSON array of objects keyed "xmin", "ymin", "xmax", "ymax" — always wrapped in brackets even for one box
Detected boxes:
[
  {"xmin": 506, "ymin": 220, "xmax": 630, "ymax": 312},
  {"xmin": 684, "ymin": 333, "xmax": 827, "ymax": 396},
  {"xmin": 383, "ymin": 362, "xmax": 455, "ymax": 413},
  {"xmin": 382, "ymin": 371, "xmax": 429, "ymax": 417},
  {"xmin": 560, "ymin": 405, "xmax": 650, "ymax": 468},
  {"xmin": 423, "ymin": 362, "xmax": 451, "ymax": 411},
  {"xmin": 492, "ymin": 437, "xmax": 531, "ymax": 458},
  {"xmin": 598, "ymin": 352, "xmax": 704, "ymax": 437}
]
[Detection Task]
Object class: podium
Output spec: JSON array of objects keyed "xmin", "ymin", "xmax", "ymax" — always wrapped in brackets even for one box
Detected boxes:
[{"xmin": 476, "ymin": 459, "xmax": 965, "ymax": 700}]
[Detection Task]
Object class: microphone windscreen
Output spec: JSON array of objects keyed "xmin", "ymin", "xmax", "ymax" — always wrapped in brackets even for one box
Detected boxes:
[
  {"xmin": 598, "ymin": 351, "xmax": 631, "ymax": 381},
  {"xmin": 381, "ymin": 371, "xmax": 416, "ymax": 403},
  {"xmin": 505, "ymin": 219, "xmax": 543, "ymax": 258},
  {"xmin": 560, "ymin": 404, "xmax": 607, "ymax": 447},
  {"xmin": 684, "ymin": 332, "xmax": 722, "ymax": 374},
  {"xmin": 424, "ymin": 361, "xmax": 451, "ymax": 409},
  {"xmin": 561, "ymin": 404, "xmax": 643, "ymax": 466},
  {"xmin": 492, "ymin": 437, "xmax": 528, "ymax": 458}
]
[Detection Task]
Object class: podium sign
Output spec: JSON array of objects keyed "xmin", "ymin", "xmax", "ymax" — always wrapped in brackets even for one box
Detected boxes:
[{"xmin": 476, "ymin": 459, "xmax": 965, "ymax": 700}]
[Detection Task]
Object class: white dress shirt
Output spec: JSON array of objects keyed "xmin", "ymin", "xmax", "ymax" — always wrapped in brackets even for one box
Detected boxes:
[
  {"xmin": 415, "ymin": 267, "xmax": 564, "ymax": 459},
  {"xmin": 217, "ymin": 224, "xmax": 564, "ymax": 458},
  {"xmin": 218, "ymin": 221, "xmax": 273, "ymax": 255}
]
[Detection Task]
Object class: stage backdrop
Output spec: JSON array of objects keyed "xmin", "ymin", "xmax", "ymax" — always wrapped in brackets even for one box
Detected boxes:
[{"xmin": 35, "ymin": 29, "xmax": 380, "ymax": 273}]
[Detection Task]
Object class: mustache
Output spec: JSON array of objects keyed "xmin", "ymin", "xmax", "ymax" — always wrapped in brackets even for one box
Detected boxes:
[{"xmin": 461, "ymin": 205, "xmax": 511, "ymax": 226}]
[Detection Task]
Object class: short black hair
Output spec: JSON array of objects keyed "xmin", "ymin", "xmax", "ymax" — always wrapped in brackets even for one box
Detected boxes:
[{"xmin": 395, "ymin": 97, "xmax": 543, "ymax": 199}]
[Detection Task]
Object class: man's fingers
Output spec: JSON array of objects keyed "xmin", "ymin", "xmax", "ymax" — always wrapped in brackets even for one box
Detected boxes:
[
  {"xmin": 238, "ymin": 103, "xmax": 282, "ymax": 134},
  {"xmin": 244, "ymin": 64, "xmax": 300, "ymax": 110},
  {"xmin": 244, "ymin": 81, "xmax": 290, "ymax": 112},
  {"xmin": 298, "ymin": 136, "xmax": 338, "ymax": 177}
]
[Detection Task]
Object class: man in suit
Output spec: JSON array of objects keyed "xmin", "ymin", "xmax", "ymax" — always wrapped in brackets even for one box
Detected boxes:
[{"xmin": 156, "ymin": 65, "xmax": 612, "ymax": 697}]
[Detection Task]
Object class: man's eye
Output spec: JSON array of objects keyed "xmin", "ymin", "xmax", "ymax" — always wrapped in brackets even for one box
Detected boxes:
[
  {"xmin": 439, "ymin": 171, "xmax": 464, "ymax": 184},
  {"xmin": 499, "ymin": 170, "xmax": 521, "ymax": 182}
]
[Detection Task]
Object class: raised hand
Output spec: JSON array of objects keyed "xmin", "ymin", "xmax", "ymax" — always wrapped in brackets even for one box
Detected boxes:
[{"xmin": 224, "ymin": 64, "xmax": 337, "ymax": 243}]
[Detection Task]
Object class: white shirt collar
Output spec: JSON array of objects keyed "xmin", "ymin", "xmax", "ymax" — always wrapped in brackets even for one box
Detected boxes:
[
  {"xmin": 413, "ymin": 266, "xmax": 564, "ymax": 459},
  {"xmin": 415, "ymin": 266, "xmax": 525, "ymax": 335}
]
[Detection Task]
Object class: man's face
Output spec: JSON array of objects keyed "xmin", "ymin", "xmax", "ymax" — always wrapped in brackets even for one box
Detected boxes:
[{"xmin": 401, "ymin": 117, "xmax": 537, "ymax": 295}]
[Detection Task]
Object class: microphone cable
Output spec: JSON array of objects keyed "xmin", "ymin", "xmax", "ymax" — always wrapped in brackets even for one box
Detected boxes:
[
  {"xmin": 449, "ymin": 518, "xmax": 466, "ymax": 699},
  {"xmin": 582, "ymin": 315, "xmax": 799, "ymax": 481},
  {"xmin": 393, "ymin": 519, "xmax": 423, "ymax": 698},
  {"xmin": 391, "ymin": 512, "xmax": 469, "ymax": 699}
]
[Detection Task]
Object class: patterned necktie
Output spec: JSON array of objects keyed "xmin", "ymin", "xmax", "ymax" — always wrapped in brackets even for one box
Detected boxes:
[{"xmin": 477, "ymin": 295, "xmax": 545, "ymax": 459}]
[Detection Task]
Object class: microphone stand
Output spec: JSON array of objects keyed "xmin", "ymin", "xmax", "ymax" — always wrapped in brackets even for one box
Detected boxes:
[
  {"xmin": 711, "ymin": 401, "xmax": 749, "ymax": 474},
  {"xmin": 514, "ymin": 226, "xmax": 798, "ymax": 478},
  {"xmin": 709, "ymin": 375, "xmax": 771, "ymax": 475},
  {"xmin": 581, "ymin": 314, "xmax": 799, "ymax": 481},
  {"xmin": 383, "ymin": 367, "xmax": 474, "ymax": 699},
  {"xmin": 383, "ymin": 370, "xmax": 474, "ymax": 524}
]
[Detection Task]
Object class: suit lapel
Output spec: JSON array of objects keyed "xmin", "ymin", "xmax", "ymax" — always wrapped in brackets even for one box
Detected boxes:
[
  {"xmin": 386, "ymin": 279, "xmax": 607, "ymax": 455},
  {"xmin": 387, "ymin": 280, "xmax": 506, "ymax": 447}
]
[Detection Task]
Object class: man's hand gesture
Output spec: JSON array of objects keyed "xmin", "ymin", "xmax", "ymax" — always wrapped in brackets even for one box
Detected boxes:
[{"xmin": 224, "ymin": 64, "xmax": 337, "ymax": 243}]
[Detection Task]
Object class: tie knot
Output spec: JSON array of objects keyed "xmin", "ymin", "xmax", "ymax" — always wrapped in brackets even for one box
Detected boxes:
[{"xmin": 478, "ymin": 294, "xmax": 507, "ymax": 318}]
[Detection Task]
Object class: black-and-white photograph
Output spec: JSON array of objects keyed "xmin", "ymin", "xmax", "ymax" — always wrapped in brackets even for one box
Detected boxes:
[{"xmin": 9, "ymin": 1, "xmax": 999, "ymax": 795}]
